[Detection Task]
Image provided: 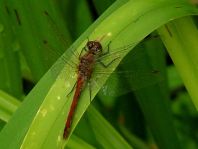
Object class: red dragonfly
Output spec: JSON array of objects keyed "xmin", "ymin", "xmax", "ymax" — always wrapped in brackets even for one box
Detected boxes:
[
  {"xmin": 44, "ymin": 36, "xmax": 163, "ymax": 139},
  {"xmin": 63, "ymin": 38, "xmax": 117, "ymax": 138},
  {"xmin": 43, "ymin": 11, "xmax": 163, "ymax": 139},
  {"xmin": 61, "ymin": 38, "xmax": 162, "ymax": 139}
]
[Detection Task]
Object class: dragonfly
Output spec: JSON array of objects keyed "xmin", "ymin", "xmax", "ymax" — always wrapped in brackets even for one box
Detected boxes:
[
  {"xmin": 43, "ymin": 11, "xmax": 164, "ymax": 139},
  {"xmin": 62, "ymin": 37, "xmax": 120, "ymax": 138},
  {"xmin": 44, "ymin": 36, "xmax": 163, "ymax": 139}
]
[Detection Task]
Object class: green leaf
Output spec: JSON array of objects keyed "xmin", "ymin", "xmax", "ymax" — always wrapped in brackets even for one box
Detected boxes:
[
  {"xmin": 0, "ymin": 3, "xmax": 22, "ymax": 98},
  {"xmin": 67, "ymin": 134, "xmax": 97, "ymax": 149},
  {"xmin": 87, "ymin": 106, "xmax": 133, "ymax": 149},
  {"xmin": 119, "ymin": 125, "xmax": 149, "ymax": 149},
  {"xmin": 158, "ymin": 16, "xmax": 198, "ymax": 109},
  {"xmin": 0, "ymin": 90, "xmax": 21, "ymax": 122},
  {"xmin": 0, "ymin": 0, "xmax": 198, "ymax": 149}
]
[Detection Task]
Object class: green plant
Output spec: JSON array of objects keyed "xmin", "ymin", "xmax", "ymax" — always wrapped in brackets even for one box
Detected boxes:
[{"xmin": 0, "ymin": 0, "xmax": 198, "ymax": 149}]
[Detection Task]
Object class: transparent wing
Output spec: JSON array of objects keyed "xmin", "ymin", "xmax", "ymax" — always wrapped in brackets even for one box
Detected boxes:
[
  {"xmin": 92, "ymin": 42, "xmax": 165, "ymax": 97},
  {"xmin": 96, "ymin": 69, "xmax": 163, "ymax": 97},
  {"xmin": 43, "ymin": 36, "xmax": 89, "ymax": 80},
  {"xmin": 44, "ymin": 32, "xmax": 164, "ymax": 97}
]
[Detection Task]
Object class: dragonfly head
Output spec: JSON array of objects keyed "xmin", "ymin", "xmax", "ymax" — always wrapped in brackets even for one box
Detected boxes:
[{"xmin": 87, "ymin": 41, "xmax": 102, "ymax": 55}]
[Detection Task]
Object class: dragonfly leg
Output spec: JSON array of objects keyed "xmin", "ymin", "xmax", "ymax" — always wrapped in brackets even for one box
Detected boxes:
[
  {"xmin": 98, "ymin": 57, "xmax": 120, "ymax": 68},
  {"xmin": 67, "ymin": 81, "xmax": 77, "ymax": 97},
  {"xmin": 99, "ymin": 41, "xmax": 121, "ymax": 67},
  {"xmin": 101, "ymin": 41, "xmax": 112, "ymax": 56}
]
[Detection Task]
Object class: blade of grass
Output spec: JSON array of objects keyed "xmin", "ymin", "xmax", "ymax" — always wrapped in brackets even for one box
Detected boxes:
[
  {"xmin": 0, "ymin": 90, "xmax": 21, "ymax": 122},
  {"xmin": 67, "ymin": 135, "xmax": 96, "ymax": 149},
  {"xmin": 87, "ymin": 105, "xmax": 133, "ymax": 149},
  {"xmin": 57, "ymin": 0, "xmax": 94, "ymax": 40},
  {"xmin": 120, "ymin": 33, "xmax": 181, "ymax": 149},
  {"xmin": 0, "ymin": 0, "xmax": 198, "ymax": 149},
  {"xmin": 5, "ymin": 0, "xmax": 72, "ymax": 81},
  {"xmin": 0, "ymin": 94, "xmax": 96, "ymax": 149},
  {"xmin": 0, "ymin": 2, "xmax": 22, "ymax": 98},
  {"xmin": 119, "ymin": 125, "xmax": 149, "ymax": 149},
  {"xmin": 158, "ymin": 16, "xmax": 198, "ymax": 109}
]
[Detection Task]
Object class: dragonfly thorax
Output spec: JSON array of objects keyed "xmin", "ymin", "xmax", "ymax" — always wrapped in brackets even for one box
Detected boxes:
[{"xmin": 78, "ymin": 56, "xmax": 94, "ymax": 79}]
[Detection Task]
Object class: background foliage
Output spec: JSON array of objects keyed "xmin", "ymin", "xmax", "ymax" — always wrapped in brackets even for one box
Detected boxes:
[{"xmin": 0, "ymin": 0, "xmax": 198, "ymax": 149}]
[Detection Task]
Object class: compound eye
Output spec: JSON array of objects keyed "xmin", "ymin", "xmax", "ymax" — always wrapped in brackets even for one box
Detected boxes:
[{"xmin": 87, "ymin": 41, "xmax": 94, "ymax": 49}]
